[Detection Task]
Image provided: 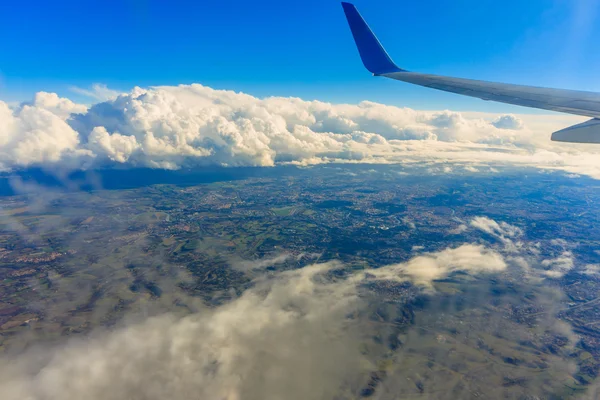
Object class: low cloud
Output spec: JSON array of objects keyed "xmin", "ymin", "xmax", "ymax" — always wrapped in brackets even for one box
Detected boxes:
[
  {"xmin": 0, "ymin": 198, "xmax": 590, "ymax": 400},
  {"xmin": 29, "ymin": 92, "xmax": 88, "ymax": 120},
  {"xmin": 470, "ymin": 216, "xmax": 523, "ymax": 239},
  {"xmin": 470, "ymin": 216, "xmax": 524, "ymax": 252},
  {"xmin": 449, "ymin": 223, "xmax": 468, "ymax": 235},
  {"xmin": 450, "ymin": 216, "xmax": 524, "ymax": 252},
  {"xmin": 447, "ymin": 217, "xmax": 588, "ymax": 281},
  {"xmin": 0, "ymin": 262, "xmax": 367, "ymax": 400},
  {"xmin": 367, "ymin": 244, "xmax": 506, "ymax": 287},
  {"xmin": 583, "ymin": 264, "xmax": 600, "ymax": 276},
  {"xmin": 491, "ymin": 114, "xmax": 524, "ymax": 130},
  {"xmin": 0, "ymin": 84, "xmax": 600, "ymax": 178},
  {"xmin": 541, "ymin": 251, "xmax": 575, "ymax": 278},
  {"xmin": 0, "ymin": 242, "xmax": 509, "ymax": 400}
]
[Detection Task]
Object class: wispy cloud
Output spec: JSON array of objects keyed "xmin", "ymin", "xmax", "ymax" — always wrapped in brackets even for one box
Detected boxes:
[
  {"xmin": 0, "ymin": 241, "xmax": 511, "ymax": 400},
  {"xmin": 0, "ymin": 211, "xmax": 584, "ymax": 399},
  {"xmin": 69, "ymin": 83, "xmax": 121, "ymax": 102}
]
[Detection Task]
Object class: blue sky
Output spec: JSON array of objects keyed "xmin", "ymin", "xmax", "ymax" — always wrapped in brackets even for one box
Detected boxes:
[{"xmin": 1, "ymin": 0, "xmax": 600, "ymax": 112}]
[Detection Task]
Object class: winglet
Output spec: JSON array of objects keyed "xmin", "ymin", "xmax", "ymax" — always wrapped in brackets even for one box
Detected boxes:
[{"xmin": 341, "ymin": 2, "xmax": 402, "ymax": 75}]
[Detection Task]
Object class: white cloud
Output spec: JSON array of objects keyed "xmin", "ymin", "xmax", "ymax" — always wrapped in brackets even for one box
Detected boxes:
[
  {"xmin": 491, "ymin": 114, "xmax": 524, "ymax": 130},
  {"xmin": 446, "ymin": 216, "xmax": 582, "ymax": 281},
  {"xmin": 470, "ymin": 216, "xmax": 523, "ymax": 239},
  {"xmin": 541, "ymin": 251, "xmax": 575, "ymax": 278},
  {"xmin": 0, "ymin": 241, "xmax": 509, "ymax": 400},
  {"xmin": 449, "ymin": 223, "xmax": 468, "ymax": 235},
  {"xmin": 87, "ymin": 126, "xmax": 140, "ymax": 163},
  {"xmin": 0, "ymin": 100, "xmax": 91, "ymax": 170},
  {"xmin": 367, "ymin": 244, "xmax": 506, "ymax": 287},
  {"xmin": 468, "ymin": 216, "xmax": 524, "ymax": 253},
  {"xmin": 0, "ymin": 262, "xmax": 368, "ymax": 400},
  {"xmin": 2, "ymin": 83, "xmax": 600, "ymax": 178},
  {"xmin": 30, "ymin": 92, "xmax": 87, "ymax": 120},
  {"xmin": 583, "ymin": 264, "xmax": 600, "ymax": 276},
  {"xmin": 551, "ymin": 238, "xmax": 569, "ymax": 247},
  {"xmin": 3, "ymin": 206, "xmax": 589, "ymax": 400}
]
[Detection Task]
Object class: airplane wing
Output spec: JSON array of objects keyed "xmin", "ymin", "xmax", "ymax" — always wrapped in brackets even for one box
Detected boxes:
[{"xmin": 341, "ymin": 2, "xmax": 600, "ymax": 143}]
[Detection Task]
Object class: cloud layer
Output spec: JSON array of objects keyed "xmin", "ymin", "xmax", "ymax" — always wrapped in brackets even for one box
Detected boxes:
[
  {"xmin": 0, "ymin": 212, "xmax": 588, "ymax": 400},
  {"xmin": 2, "ymin": 83, "xmax": 600, "ymax": 178},
  {"xmin": 0, "ymin": 243, "xmax": 510, "ymax": 400}
]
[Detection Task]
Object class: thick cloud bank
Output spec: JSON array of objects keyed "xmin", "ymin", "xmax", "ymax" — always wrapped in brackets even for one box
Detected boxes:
[{"xmin": 2, "ymin": 84, "xmax": 600, "ymax": 177}]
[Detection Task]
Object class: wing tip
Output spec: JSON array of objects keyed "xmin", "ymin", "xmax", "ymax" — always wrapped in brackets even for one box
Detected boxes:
[{"xmin": 341, "ymin": 2, "xmax": 402, "ymax": 75}]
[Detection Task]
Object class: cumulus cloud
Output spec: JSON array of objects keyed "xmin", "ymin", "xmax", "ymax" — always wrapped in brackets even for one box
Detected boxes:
[
  {"xmin": 458, "ymin": 217, "xmax": 582, "ymax": 280},
  {"xmin": 541, "ymin": 251, "xmax": 575, "ymax": 278},
  {"xmin": 87, "ymin": 126, "xmax": 140, "ymax": 163},
  {"xmin": 368, "ymin": 244, "xmax": 506, "ymax": 287},
  {"xmin": 0, "ymin": 100, "xmax": 91, "ymax": 170},
  {"xmin": 470, "ymin": 216, "xmax": 523, "ymax": 239},
  {"xmin": 469, "ymin": 216, "xmax": 526, "ymax": 253},
  {"xmin": 448, "ymin": 216, "xmax": 525, "ymax": 254},
  {"xmin": 29, "ymin": 92, "xmax": 87, "ymax": 120},
  {"xmin": 583, "ymin": 264, "xmax": 600, "ymax": 276},
  {"xmin": 2, "ymin": 83, "xmax": 600, "ymax": 178},
  {"xmin": 491, "ymin": 114, "xmax": 524, "ymax": 130},
  {"xmin": 449, "ymin": 223, "xmax": 468, "ymax": 235}
]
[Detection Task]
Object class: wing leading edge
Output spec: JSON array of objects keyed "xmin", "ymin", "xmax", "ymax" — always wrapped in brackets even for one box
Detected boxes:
[{"xmin": 341, "ymin": 2, "xmax": 600, "ymax": 143}]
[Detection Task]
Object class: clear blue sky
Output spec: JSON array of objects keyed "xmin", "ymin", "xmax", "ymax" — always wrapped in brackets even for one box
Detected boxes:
[{"xmin": 1, "ymin": 0, "xmax": 600, "ymax": 112}]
